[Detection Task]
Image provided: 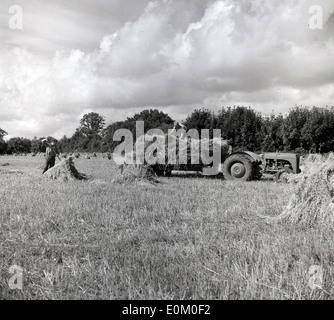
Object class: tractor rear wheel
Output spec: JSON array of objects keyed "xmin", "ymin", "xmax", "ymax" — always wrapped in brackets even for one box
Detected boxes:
[
  {"xmin": 223, "ymin": 154, "xmax": 253, "ymax": 181},
  {"xmin": 252, "ymin": 163, "xmax": 263, "ymax": 180}
]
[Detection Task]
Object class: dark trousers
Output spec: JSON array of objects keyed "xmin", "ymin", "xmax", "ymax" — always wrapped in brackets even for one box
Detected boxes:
[{"xmin": 42, "ymin": 157, "xmax": 55, "ymax": 174}]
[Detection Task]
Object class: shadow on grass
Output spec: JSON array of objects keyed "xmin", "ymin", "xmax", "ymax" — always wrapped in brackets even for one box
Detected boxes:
[
  {"xmin": 168, "ymin": 171, "xmax": 224, "ymax": 180},
  {"xmin": 0, "ymin": 162, "xmax": 11, "ymax": 166},
  {"xmin": 167, "ymin": 171, "xmax": 276, "ymax": 182}
]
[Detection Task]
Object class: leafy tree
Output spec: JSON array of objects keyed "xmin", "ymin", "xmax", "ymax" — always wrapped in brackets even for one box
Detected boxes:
[
  {"xmin": 86, "ymin": 134, "xmax": 103, "ymax": 152},
  {"xmin": 69, "ymin": 130, "xmax": 88, "ymax": 151},
  {"xmin": 31, "ymin": 137, "xmax": 44, "ymax": 154},
  {"xmin": 261, "ymin": 113, "xmax": 285, "ymax": 152},
  {"xmin": 0, "ymin": 140, "xmax": 6, "ymax": 154},
  {"xmin": 300, "ymin": 107, "xmax": 334, "ymax": 153},
  {"xmin": 0, "ymin": 128, "xmax": 7, "ymax": 139},
  {"xmin": 78, "ymin": 112, "xmax": 105, "ymax": 137},
  {"xmin": 58, "ymin": 135, "xmax": 71, "ymax": 153},
  {"xmin": 102, "ymin": 109, "xmax": 174, "ymax": 152},
  {"xmin": 129, "ymin": 109, "xmax": 174, "ymax": 133},
  {"xmin": 0, "ymin": 128, "xmax": 7, "ymax": 154},
  {"xmin": 281, "ymin": 106, "xmax": 311, "ymax": 151},
  {"xmin": 7, "ymin": 137, "xmax": 31, "ymax": 154},
  {"xmin": 183, "ymin": 108, "xmax": 216, "ymax": 138},
  {"xmin": 114, "ymin": 109, "xmax": 175, "ymax": 139},
  {"xmin": 68, "ymin": 112, "xmax": 105, "ymax": 152},
  {"xmin": 216, "ymin": 106, "xmax": 263, "ymax": 151},
  {"xmin": 102, "ymin": 121, "xmax": 134, "ymax": 152}
]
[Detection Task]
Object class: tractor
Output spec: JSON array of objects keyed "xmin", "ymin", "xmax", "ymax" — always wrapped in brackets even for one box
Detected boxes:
[
  {"xmin": 258, "ymin": 152, "xmax": 301, "ymax": 182},
  {"xmin": 219, "ymin": 151, "xmax": 301, "ymax": 182},
  {"xmin": 153, "ymin": 149, "xmax": 301, "ymax": 182}
]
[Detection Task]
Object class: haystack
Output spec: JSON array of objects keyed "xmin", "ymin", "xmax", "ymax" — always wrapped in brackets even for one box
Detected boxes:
[
  {"xmin": 112, "ymin": 163, "xmax": 159, "ymax": 186},
  {"xmin": 275, "ymin": 153, "xmax": 334, "ymax": 226},
  {"xmin": 43, "ymin": 157, "xmax": 88, "ymax": 182}
]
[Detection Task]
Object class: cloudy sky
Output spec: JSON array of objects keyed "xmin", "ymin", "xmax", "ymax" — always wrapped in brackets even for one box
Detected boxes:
[{"xmin": 0, "ymin": 0, "xmax": 333, "ymax": 139}]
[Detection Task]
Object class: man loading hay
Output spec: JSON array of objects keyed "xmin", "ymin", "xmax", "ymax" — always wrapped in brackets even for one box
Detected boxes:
[
  {"xmin": 170, "ymin": 122, "xmax": 186, "ymax": 139},
  {"xmin": 42, "ymin": 139, "xmax": 60, "ymax": 174}
]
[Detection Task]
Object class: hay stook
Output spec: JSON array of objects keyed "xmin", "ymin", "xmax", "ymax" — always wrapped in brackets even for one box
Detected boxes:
[
  {"xmin": 43, "ymin": 157, "xmax": 88, "ymax": 182},
  {"xmin": 275, "ymin": 153, "xmax": 334, "ymax": 226},
  {"xmin": 112, "ymin": 163, "xmax": 159, "ymax": 186}
]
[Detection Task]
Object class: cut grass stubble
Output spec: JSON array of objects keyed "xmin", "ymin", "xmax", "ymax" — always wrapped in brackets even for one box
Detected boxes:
[{"xmin": 0, "ymin": 155, "xmax": 333, "ymax": 300}]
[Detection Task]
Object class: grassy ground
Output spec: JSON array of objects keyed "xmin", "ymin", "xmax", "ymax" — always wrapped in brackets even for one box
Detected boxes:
[{"xmin": 0, "ymin": 155, "xmax": 333, "ymax": 300}]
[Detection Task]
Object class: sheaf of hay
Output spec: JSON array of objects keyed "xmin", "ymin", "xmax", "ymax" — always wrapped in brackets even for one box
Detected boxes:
[
  {"xmin": 43, "ymin": 157, "xmax": 88, "ymax": 182},
  {"xmin": 273, "ymin": 153, "xmax": 334, "ymax": 226},
  {"xmin": 112, "ymin": 163, "xmax": 159, "ymax": 186}
]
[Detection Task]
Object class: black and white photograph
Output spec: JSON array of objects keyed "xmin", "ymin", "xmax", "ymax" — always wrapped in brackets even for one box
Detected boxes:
[{"xmin": 0, "ymin": 0, "xmax": 334, "ymax": 305}]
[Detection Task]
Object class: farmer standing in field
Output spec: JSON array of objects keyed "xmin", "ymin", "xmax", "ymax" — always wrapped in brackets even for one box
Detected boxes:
[{"xmin": 42, "ymin": 139, "xmax": 59, "ymax": 174}]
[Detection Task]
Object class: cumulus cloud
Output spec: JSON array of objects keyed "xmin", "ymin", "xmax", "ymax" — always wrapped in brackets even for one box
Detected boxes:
[{"xmin": 0, "ymin": 0, "xmax": 333, "ymax": 139}]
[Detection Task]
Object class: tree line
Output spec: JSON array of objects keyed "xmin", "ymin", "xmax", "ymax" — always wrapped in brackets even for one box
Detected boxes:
[{"xmin": 1, "ymin": 106, "xmax": 334, "ymax": 155}]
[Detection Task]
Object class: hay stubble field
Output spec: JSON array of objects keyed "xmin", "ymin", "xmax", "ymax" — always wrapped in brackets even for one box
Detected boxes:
[{"xmin": 0, "ymin": 155, "xmax": 333, "ymax": 300}]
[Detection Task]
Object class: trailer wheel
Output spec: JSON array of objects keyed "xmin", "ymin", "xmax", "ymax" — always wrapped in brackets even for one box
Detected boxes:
[
  {"xmin": 164, "ymin": 169, "xmax": 172, "ymax": 177},
  {"xmin": 154, "ymin": 169, "xmax": 164, "ymax": 176},
  {"xmin": 153, "ymin": 167, "xmax": 172, "ymax": 177},
  {"xmin": 223, "ymin": 154, "xmax": 253, "ymax": 181}
]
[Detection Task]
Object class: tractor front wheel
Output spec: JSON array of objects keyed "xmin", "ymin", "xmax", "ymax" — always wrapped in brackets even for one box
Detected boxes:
[
  {"xmin": 223, "ymin": 154, "xmax": 253, "ymax": 181},
  {"xmin": 275, "ymin": 167, "xmax": 293, "ymax": 183}
]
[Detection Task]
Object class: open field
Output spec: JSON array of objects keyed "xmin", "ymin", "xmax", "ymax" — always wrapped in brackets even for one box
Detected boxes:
[{"xmin": 0, "ymin": 155, "xmax": 333, "ymax": 300}]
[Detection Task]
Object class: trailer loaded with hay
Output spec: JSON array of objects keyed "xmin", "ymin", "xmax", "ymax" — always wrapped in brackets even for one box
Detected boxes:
[
  {"xmin": 131, "ymin": 135, "xmax": 263, "ymax": 181},
  {"xmin": 130, "ymin": 134, "xmax": 302, "ymax": 182}
]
